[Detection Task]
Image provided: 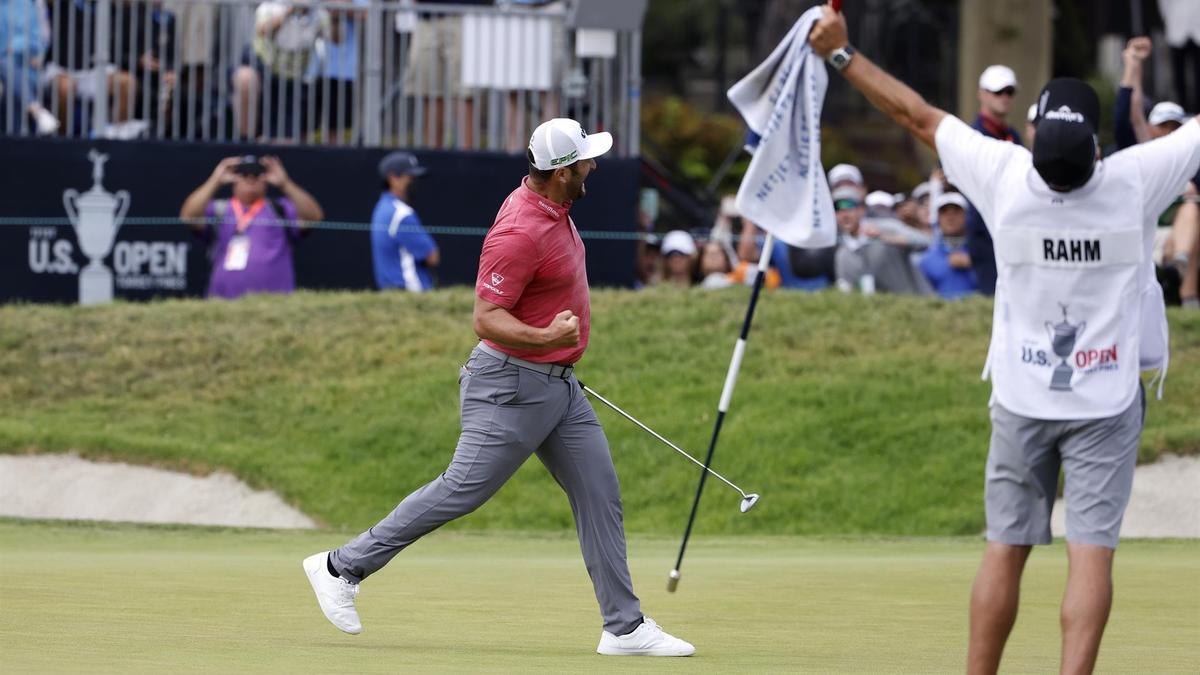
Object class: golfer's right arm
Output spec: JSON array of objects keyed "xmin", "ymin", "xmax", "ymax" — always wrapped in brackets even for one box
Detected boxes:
[
  {"xmin": 474, "ymin": 298, "xmax": 579, "ymax": 350},
  {"xmin": 809, "ymin": 5, "xmax": 946, "ymax": 149}
]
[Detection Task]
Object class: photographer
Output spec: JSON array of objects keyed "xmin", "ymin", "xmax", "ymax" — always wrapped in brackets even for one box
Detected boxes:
[{"xmin": 179, "ymin": 155, "xmax": 323, "ymax": 299}]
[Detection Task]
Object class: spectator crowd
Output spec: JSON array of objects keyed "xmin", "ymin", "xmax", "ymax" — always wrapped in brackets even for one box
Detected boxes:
[
  {"xmin": 1, "ymin": 0, "xmax": 568, "ymax": 145},
  {"xmin": 3, "ymin": 5, "xmax": 1197, "ymax": 309},
  {"xmin": 636, "ymin": 58, "xmax": 1199, "ymax": 310}
]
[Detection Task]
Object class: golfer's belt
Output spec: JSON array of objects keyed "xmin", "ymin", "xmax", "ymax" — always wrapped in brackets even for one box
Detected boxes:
[{"xmin": 476, "ymin": 342, "xmax": 574, "ymax": 379}]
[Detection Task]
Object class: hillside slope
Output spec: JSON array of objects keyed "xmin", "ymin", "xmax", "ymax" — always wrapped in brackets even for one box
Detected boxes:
[{"xmin": 1, "ymin": 289, "xmax": 1196, "ymax": 534}]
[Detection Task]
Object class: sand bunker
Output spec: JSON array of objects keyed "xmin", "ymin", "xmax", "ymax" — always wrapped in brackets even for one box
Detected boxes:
[
  {"xmin": 0, "ymin": 454, "xmax": 316, "ymax": 529},
  {"xmin": 1052, "ymin": 454, "xmax": 1199, "ymax": 539},
  {"xmin": 1, "ymin": 452, "xmax": 1194, "ymax": 536}
]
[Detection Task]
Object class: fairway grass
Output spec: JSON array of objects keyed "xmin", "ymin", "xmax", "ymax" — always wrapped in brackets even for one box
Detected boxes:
[{"xmin": 0, "ymin": 520, "xmax": 1196, "ymax": 673}]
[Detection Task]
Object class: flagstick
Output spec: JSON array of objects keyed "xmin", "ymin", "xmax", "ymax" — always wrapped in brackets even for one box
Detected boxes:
[{"xmin": 668, "ymin": 232, "xmax": 776, "ymax": 592}]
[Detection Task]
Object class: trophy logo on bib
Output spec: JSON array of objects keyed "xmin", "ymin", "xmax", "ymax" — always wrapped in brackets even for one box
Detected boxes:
[
  {"xmin": 1045, "ymin": 303, "xmax": 1086, "ymax": 391},
  {"xmin": 63, "ymin": 150, "xmax": 130, "ymax": 305}
]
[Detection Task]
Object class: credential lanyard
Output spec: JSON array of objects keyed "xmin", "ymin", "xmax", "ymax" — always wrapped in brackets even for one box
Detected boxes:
[{"xmin": 230, "ymin": 199, "xmax": 266, "ymax": 234}]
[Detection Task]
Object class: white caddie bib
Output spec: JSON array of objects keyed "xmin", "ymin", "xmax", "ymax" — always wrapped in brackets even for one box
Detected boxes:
[{"xmin": 991, "ymin": 225, "xmax": 1143, "ymax": 420}]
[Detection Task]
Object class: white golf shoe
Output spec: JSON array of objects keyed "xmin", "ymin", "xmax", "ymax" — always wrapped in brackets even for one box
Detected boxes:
[
  {"xmin": 302, "ymin": 552, "xmax": 362, "ymax": 634},
  {"xmin": 596, "ymin": 616, "xmax": 695, "ymax": 656}
]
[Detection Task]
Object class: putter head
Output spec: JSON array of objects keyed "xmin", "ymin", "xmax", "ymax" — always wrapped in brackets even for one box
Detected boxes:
[
  {"xmin": 740, "ymin": 493, "xmax": 760, "ymax": 513},
  {"xmin": 667, "ymin": 569, "xmax": 680, "ymax": 593}
]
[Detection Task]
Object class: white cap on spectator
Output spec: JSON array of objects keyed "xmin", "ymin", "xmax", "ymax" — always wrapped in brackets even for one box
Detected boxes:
[
  {"xmin": 828, "ymin": 163, "xmax": 864, "ymax": 187},
  {"xmin": 1148, "ymin": 101, "xmax": 1189, "ymax": 127},
  {"xmin": 979, "ymin": 65, "xmax": 1017, "ymax": 93},
  {"xmin": 911, "ymin": 181, "xmax": 932, "ymax": 201},
  {"xmin": 1027, "ymin": 102, "xmax": 1038, "ymax": 123},
  {"xmin": 893, "ymin": 192, "xmax": 907, "ymax": 204},
  {"xmin": 831, "ymin": 185, "xmax": 863, "ymax": 204},
  {"xmin": 661, "ymin": 230, "xmax": 697, "ymax": 257},
  {"xmin": 865, "ymin": 190, "xmax": 896, "ymax": 209},
  {"xmin": 528, "ymin": 118, "xmax": 613, "ymax": 170},
  {"xmin": 935, "ymin": 192, "xmax": 968, "ymax": 211}
]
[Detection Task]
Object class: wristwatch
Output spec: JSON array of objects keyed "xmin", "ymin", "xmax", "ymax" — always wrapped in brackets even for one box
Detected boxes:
[{"xmin": 827, "ymin": 45, "xmax": 855, "ymax": 72}]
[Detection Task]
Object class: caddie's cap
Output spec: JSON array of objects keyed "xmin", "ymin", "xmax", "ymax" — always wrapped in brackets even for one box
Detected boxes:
[
  {"xmin": 528, "ymin": 118, "xmax": 613, "ymax": 170},
  {"xmin": 1033, "ymin": 78, "xmax": 1100, "ymax": 191}
]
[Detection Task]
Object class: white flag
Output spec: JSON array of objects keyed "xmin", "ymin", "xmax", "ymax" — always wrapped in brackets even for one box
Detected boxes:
[{"xmin": 727, "ymin": 7, "xmax": 836, "ymax": 249}]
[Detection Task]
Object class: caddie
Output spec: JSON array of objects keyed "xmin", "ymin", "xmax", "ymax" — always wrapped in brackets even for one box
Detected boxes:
[{"xmin": 809, "ymin": 5, "xmax": 1200, "ymax": 674}]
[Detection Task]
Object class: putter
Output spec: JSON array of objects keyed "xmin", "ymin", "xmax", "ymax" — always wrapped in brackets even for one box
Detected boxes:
[{"xmin": 578, "ymin": 382, "xmax": 760, "ymax": 514}]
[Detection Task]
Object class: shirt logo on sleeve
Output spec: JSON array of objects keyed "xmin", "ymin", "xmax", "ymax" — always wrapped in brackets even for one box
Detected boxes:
[{"xmin": 481, "ymin": 271, "xmax": 505, "ymax": 296}]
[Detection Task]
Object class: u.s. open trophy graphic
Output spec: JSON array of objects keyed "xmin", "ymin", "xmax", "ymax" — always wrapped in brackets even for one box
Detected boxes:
[
  {"xmin": 63, "ymin": 150, "xmax": 130, "ymax": 305},
  {"xmin": 1045, "ymin": 303, "xmax": 1085, "ymax": 392}
]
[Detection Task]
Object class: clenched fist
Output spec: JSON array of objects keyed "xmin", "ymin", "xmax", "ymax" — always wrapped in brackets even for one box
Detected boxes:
[{"xmin": 543, "ymin": 309, "xmax": 581, "ymax": 348}]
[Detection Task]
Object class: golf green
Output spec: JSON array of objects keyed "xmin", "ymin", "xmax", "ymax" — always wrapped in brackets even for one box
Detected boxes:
[{"xmin": 1, "ymin": 520, "xmax": 1195, "ymax": 672}]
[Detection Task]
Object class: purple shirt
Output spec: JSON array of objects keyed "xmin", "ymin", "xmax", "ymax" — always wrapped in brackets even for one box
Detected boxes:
[{"xmin": 202, "ymin": 198, "xmax": 302, "ymax": 299}]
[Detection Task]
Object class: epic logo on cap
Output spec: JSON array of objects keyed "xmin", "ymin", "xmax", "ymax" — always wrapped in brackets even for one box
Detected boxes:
[
  {"xmin": 1043, "ymin": 106, "xmax": 1085, "ymax": 124},
  {"xmin": 528, "ymin": 118, "xmax": 614, "ymax": 171}
]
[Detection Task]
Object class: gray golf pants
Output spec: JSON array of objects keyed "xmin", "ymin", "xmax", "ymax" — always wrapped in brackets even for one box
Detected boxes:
[{"xmin": 329, "ymin": 345, "xmax": 643, "ymax": 635}]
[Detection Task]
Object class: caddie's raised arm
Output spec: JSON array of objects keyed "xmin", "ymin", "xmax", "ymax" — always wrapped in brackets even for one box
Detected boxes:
[{"xmin": 808, "ymin": 5, "xmax": 946, "ymax": 149}]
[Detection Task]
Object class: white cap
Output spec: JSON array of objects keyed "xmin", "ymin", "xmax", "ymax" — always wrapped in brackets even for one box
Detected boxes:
[
  {"xmin": 828, "ymin": 163, "xmax": 863, "ymax": 187},
  {"xmin": 979, "ymin": 65, "xmax": 1017, "ymax": 93},
  {"xmin": 527, "ymin": 118, "xmax": 613, "ymax": 170},
  {"xmin": 661, "ymin": 230, "xmax": 697, "ymax": 257},
  {"xmin": 831, "ymin": 185, "xmax": 863, "ymax": 203},
  {"xmin": 935, "ymin": 192, "xmax": 968, "ymax": 211},
  {"xmin": 1027, "ymin": 102, "xmax": 1038, "ymax": 123},
  {"xmin": 911, "ymin": 181, "xmax": 931, "ymax": 201},
  {"xmin": 865, "ymin": 190, "xmax": 895, "ymax": 209},
  {"xmin": 1148, "ymin": 101, "xmax": 1188, "ymax": 127}
]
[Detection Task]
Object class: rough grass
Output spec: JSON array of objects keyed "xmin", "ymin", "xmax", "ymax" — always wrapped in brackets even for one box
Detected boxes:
[
  {"xmin": 0, "ymin": 520, "xmax": 1196, "ymax": 673},
  {"xmin": 0, "ymin": 288, "xmax": 1196, "ymax": 534}
]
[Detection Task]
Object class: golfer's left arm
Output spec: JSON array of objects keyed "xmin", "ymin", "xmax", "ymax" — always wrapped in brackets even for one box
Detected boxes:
[{"xmin": 809, "ymin": 5, "xmax": 946, "ymax": 149}]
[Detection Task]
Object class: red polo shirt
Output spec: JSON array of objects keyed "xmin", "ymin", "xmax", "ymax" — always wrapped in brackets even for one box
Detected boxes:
[{"xmin": 476, "ymin": 178, "xmax": 590, "ymax": 364}]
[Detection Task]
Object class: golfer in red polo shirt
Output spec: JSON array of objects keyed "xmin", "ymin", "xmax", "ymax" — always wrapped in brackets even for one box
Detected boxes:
[{"xmin": 304, "ymin": 118, "xmax": 695, "ymax": 657}]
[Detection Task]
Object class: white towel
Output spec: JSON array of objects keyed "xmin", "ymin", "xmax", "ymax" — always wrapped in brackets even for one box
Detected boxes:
[{"xmin": 727, "ymin": 7, "xmax": 836, "ymax": 249}]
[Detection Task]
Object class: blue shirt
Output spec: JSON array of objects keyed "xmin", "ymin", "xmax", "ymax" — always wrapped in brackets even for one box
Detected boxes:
[
  {"xmin": 0, "ymin": 0, "xmax": 48, "ymax": 56},
  {"xmin": 919, "ymin": 235, "xmax": 978, "ymax": 299},
  {"xmin": 371, "ymin": 193, "xmax": 436, "ymax": 291},
  {"xmin": 305, "ymin": 0, "xmax": 366, "ymax": 81},
  {"xmin": 963, "ymin": 114, "xmax": 1022, "ymax": 297}
]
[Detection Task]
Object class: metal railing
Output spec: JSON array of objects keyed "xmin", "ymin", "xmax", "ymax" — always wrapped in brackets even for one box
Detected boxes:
[{"xmin": 0, "ymin": 0, "xmax": 641, "ymax": 154}]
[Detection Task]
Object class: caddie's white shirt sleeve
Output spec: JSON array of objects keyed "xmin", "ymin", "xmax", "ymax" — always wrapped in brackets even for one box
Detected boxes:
[
  {"xmin": 1127, "ymin": 117, "xmax": 1200, "ymax": 225},
  {"xmin": 934, "ymin": 116, "xmax": 1022, "ymax": 231}
]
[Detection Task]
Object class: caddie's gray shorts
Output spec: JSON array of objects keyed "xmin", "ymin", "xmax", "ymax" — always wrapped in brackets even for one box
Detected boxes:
[{"xmin": 984, "ymin": 386, "xmax": 1145, "ymax": 549}]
